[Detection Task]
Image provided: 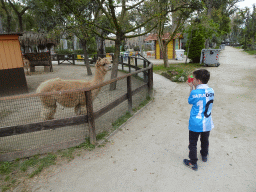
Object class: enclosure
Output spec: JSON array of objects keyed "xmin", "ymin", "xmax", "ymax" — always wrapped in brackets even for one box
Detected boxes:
[{"xmin": 0, "ymin": 55, "xmax": 153, "ymax": 161}]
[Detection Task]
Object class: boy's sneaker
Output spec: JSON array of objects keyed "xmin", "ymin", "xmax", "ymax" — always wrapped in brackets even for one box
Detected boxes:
[
  {"xmin": 183, "ymin": 159, "xmax": 198, "ymax": 171},
  {"xmin": 201, "ymin": 155, "xmax": 207, "ymax": 162}
]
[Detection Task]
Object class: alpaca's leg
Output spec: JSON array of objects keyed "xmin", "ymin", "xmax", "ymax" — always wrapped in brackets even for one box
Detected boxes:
[
  {"xmin": 74, "ymin": 104, "xmax": 81, "ymax": 115},
  {"xmin": 41, "ymin": 104, "xmax": 56, "ymax": 120}
]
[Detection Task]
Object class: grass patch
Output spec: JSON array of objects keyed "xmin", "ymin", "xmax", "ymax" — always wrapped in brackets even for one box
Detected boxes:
[
  {"xmin": 244, "ymin": 50, "xmax": 256, "ymax": 55},
  {"xmin": 96, "ymin": 131, "xmax": 109, "ymax": 141},
  {"xmin": 233, "ymin": 46, "xmax": 242, "ymax": 49},
  {"xmin": 75, "ymin": 138, "xmax": 95, "ymax": 150},
  {"xmin": 133, "ymin": 96, "xmax": 151, "ymax": 112},
  {"xmin": 232, "ymin": 46, "xmax": 256, "ymax": 55},
  {"xmin": 0, "ymin": 161, "xmax": 18, "ymax": 175},
  {"xmin": 0, "ymin": 154, "xmax": 56, "ymax": 191},
  {"xmin": 153, "ymin": 63, "xmax": 203, "ymax": 82},
  {"xmin": 112, "ymin": 111, "xmax": 132, "ymax": 130},
  {"xmin": 28, "ymin": 154, "xmax": 56, "ymax": 178}
]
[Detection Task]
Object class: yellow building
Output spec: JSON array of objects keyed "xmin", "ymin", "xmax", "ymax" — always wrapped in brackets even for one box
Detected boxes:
[{"xmin": 145, "ymin": 33, "xmax": 183, "ymax": 59}]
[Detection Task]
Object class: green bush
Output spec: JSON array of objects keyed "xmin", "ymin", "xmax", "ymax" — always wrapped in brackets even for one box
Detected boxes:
[
  {"xmin": 105, "ymin": 46, "xmax": 115, "ymax": 53},
  {"xmin": 74, "ymin": 49, "xmax": 84, "ymax": 54},
  {"xmin": 188, "ymin": 33, "xmax": 205, "ymax": 63},
  {"xmin": 55, "ymin": 49, "xmax": 73, "ymax": 55}
]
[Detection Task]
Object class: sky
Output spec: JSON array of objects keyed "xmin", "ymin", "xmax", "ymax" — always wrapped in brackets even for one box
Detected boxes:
[{"xmin": 236, "ymin": 0, "xmax": 255, "ymax": 10}]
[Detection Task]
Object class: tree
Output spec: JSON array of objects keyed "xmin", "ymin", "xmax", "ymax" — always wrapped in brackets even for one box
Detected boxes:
[
  {"xmin": 153, "ymin": 0, "xmax": 202, "ymax": 67},
  {"xmin": 202, "ymin": 0, "xmax": 239, "ymax": 48},
  {"xmin": 28, "ymin": 0, "xmax": 96, "ymax": 75},
  {"xmin": 229, "ymin": 5, "xmax": 256, "ymax": 50},
  {"xmin": 93, "ymin": 0, "xmax": 158, "ymax": 90},
  {"xmin": 7, "ymin": 0, "xmax": 29, "ymax": 32},
  {"xmin": 0, "ymin": 0, "xmax": 12, "ymax": 33}
]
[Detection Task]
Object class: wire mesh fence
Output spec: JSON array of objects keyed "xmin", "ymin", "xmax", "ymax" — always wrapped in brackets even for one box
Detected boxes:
[{"xmin": 0, "ymin": 56, "xmax": 152, "ymax": 161}]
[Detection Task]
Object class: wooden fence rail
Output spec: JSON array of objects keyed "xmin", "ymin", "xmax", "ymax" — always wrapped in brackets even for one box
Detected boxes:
[{"xmin": 51, "ymin": 54, "xmax": 112, "ymax": 65}]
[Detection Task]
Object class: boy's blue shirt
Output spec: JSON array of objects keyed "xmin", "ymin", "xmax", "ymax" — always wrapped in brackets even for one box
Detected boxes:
[{"xmin": 188, "ymin": 84, "xmax": 214, "ymax": 132}]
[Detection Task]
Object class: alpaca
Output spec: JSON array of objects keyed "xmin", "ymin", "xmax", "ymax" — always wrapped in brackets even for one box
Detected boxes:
[
  {"xmin": 36, "ymin": 57, "xmax": 112, "ymax": 120},
  {"xmin": 22, "ymin": 56, "xmax": 31, "ymax": 75}
]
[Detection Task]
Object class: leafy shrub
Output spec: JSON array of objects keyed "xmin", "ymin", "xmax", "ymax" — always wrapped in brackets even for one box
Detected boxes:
[
  {"xmin": 74, "ymin": 49, "xmax": 84, "ymax": 54},
  {"xmin": 106, "ymin": 46, "xmax": 115, "ymax": 53},
  {"xmin": 188, "ymin": 33, "xmax": 205, "ymax": 63},
  {"xmin": 55, "ymin": 49, "xmax": 73, "ymax": 55}
]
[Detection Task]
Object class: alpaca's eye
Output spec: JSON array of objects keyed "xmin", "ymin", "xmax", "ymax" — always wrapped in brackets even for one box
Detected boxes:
[{"xmin": 103, "ymin": 64, "xmax": 106, "ymax": 66}]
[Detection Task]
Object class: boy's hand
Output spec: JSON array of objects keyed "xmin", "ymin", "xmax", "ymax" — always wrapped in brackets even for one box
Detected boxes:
[
  {"xmin": 187, "ymin": 81, "xmax": 194, "ymax": 96},
  {"xmin": 186, "ymin": 81, "xmax": 194, "ymax": 89}
]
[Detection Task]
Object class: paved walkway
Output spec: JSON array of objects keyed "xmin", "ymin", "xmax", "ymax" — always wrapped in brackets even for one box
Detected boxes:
[{"xmin": 29, "ymin": 47, "xmax": 256, "ymax": 192}]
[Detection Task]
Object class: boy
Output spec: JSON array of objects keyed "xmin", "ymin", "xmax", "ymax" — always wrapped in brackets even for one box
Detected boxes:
[{"xmin": 184, "ymin": 69, "xmax": 214, "ymax": 171}]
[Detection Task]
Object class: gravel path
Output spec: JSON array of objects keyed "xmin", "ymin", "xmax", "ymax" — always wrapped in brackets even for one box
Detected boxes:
[{"xmin": 24, "ymin": 47, "xmax": 256, "ymax": 191}]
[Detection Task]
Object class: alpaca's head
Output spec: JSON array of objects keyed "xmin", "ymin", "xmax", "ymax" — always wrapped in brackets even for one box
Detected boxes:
[{"xmin": 95, "ymin": 57, "xmax": 112, "ymax": 73}]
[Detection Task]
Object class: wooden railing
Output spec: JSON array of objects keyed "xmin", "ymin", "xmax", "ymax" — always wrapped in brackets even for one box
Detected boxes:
[{"xmin": 51, "ymin": 54, "xmax": 113, "ymax": 65}]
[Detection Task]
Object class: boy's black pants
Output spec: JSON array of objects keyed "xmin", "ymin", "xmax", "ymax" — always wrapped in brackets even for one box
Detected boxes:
[{"xmin": 189, "ymin": 130, "xmax": 210, "ymax": 165}]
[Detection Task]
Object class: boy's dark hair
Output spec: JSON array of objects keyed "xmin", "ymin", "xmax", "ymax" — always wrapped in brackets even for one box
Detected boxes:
[{"xmin": 193, "ymin": 69, "xmax": 210, "ymax": 84}]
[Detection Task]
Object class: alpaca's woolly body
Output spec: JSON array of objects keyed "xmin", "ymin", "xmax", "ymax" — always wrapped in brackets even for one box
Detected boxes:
[{"xmin": 36, "ymin": 58, "xmax": 111, "ymax": 120}]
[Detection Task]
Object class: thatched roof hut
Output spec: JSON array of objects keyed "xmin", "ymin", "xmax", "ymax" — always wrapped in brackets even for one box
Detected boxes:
[{"xmin": 19, "ymin": 31, "xmax": 58, "ymax": 53}]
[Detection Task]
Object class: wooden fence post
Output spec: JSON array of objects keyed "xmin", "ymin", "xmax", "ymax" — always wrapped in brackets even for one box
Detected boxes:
[
  {"xmin": 148, "ymin": 66, "xmax": 153, "ymax": 98},
  {"xmin": 121, "ymin": 56, "xmax": 124, "ymax": 70},
  {"xmin": 85, "ymin": 90, "xmax": 96, "ymax": 145},
  {"xmin": 135, "ymin": 57, "xmax": 138, "ymax": 77},
  {"xmin": 143, "ymin": 60, "xmax": 147, "ymax": 82},
  {"xmin": 72, "ymin": 54, "xmax": 75, "ymax": 65},
  {"xmin": 127, "ymin": 76, "xmax": 132, "ymax": 113},
  {"xmin": 128, "ymin": 57, "xmax": 131, "ymax": 73}
]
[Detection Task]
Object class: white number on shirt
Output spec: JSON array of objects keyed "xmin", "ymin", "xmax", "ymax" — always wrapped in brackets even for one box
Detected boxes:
[
  {"xmin": 196, "ymin": 100, "xmax": 203, "ymax": 119},
  {"xmin": 196, "ymin": 100, "xmax": 214, "ymax": 119}
]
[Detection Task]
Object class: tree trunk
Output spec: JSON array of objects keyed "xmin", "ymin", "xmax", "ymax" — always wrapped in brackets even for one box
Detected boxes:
[
  {"xmin": 18, "ymin": 14, "xmax": 23, "ymax": 32},
  {"xmin": 162, "ymin": 41, "xmax": 169, "ymax": 68},
  {"xmin": 81, "ymin": 40, "xmax": 92, "ymax": 76},
  {"xmin": 205, "ymin": 0, "xmax": 212, "ymax": 49},
  {"xmin": 158, "ymin": 37, "xmax": 169, "ymax": 68},
  {"xmin": 97, "ymin": 36, "xmax": 105, "ymax": 57},
  {"xmin": 110, "ymin": 37, "xmax": 121, "ymax": 91},
  {"xmin": 0, "ymin": 16, "xmax": 3, "ymax": 33},
  {"xmin": 6, "ymin": 15, "xmax": 11, "ymax": 33}
]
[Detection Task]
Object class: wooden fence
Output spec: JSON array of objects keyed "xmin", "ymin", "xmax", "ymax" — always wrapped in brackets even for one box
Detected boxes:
[
  {"xmin": 51, "ymin": 54, "xmax": 112, "ymax": 65},
  {"xmin": 24, "ymin": 52, "xmax": 53, "ymax": 72},
  {"xmin": 0, "ymin": 55, "xmax": 153, "ymax": 161}
]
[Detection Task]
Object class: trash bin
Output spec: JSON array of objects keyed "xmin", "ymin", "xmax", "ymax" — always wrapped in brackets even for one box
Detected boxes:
[
  {"xmin": 175, "ymin": 49, "xmax": 185, "ymax": 60},
  {"xmin": 200, "ymin": 49, "xmax": 221, "ymax": 67},
  {"xmin": 220, "ymin": 44, "xmax": 225, "ymax": 50}
]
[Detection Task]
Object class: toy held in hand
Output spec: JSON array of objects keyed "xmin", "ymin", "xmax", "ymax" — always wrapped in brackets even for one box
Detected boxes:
[{"xmin": 188, "ymin": 75, "xmax": 194, "ymax": 83}]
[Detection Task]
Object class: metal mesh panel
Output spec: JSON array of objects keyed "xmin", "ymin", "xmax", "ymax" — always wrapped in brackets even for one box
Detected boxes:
[{"xmin": 0, "ymin": 92, "xmax": 88, "ymax": 154}]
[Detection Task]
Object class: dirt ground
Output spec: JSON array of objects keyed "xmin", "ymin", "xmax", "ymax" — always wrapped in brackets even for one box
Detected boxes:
[{"xmin": 12, "ymin": 47, "xmax": 256, "ymax": 191}]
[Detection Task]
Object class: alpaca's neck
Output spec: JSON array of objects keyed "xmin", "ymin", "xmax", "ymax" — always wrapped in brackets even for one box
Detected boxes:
[{"xmin": 91, "ymin": 68, "xmax": 106, "ymax": 85}]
